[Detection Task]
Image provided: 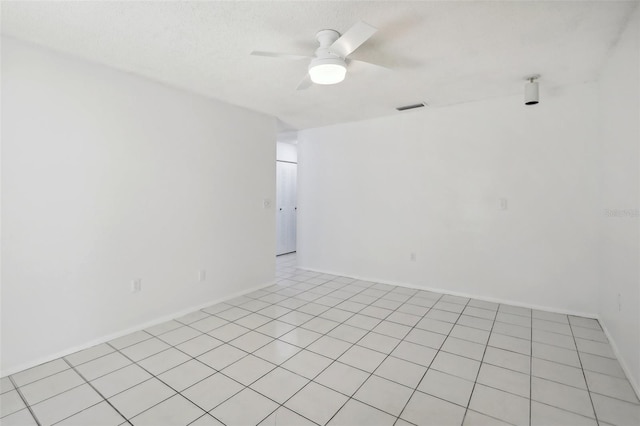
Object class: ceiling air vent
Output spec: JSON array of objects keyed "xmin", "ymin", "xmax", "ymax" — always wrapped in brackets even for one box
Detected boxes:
[{"xmin": 396, "ymin": 102, "xmax": 426, "ymax": 112}]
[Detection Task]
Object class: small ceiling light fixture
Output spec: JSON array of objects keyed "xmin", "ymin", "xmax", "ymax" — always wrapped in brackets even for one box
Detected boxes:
[
  {"xmin": 308, "ymin": 57, "xmax": 347, "ymax": 85},
  {"xmin": 524, "ymin": 75, "xmax": 540, "ymax": 105}
]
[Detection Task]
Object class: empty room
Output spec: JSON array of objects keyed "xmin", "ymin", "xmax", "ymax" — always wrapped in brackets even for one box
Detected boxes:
[{"xmin": 1, "ymin": 1, "xmax": 639, "ymax": 425}]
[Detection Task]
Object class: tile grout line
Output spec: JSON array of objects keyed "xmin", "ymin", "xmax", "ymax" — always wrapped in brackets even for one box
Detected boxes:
[
  {"xmin": 568, "ymin": 321, "xmax": 601, "ymax": 425},
  {"xmin": 394, "ymin": 296, "xmax": 472, "ymax": 426},
  {"xmin": 324, "ymin": 292, "xmax": 447, "ymax": 425},
  {"xmin": 104, "ymin": 337, "xmax": 249, "ymax": 425},
  {"xmin": 530, "ymin": 307, "xmax": 533, "ymax": 426},
  {"xmin": 57, "ymin": 358, "xmax": 133, "ymax": 426},
  {"xmin": 459, "ymin": 299, "xmax": 499, "ymax": 425},
  {"xmin": 6, "ymin": 375, "xmax": 42, "ymax": 426},
  {"xmin": 105, "ymin": 340, "xmax": 231, "ymax": 425},
  {"xmin": 7, "ymin": 364, "xmax": 78, "ymax": 390}
]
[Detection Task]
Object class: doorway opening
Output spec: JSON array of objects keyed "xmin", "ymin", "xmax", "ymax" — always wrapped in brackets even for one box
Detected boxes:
[{"xmin": 276, "ymin": 141, "xmax": 297, "ymax": 256}]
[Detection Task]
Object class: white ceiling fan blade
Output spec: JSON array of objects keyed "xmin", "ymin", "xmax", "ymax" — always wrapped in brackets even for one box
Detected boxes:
[
  {"xmin": 348, "ymin": 59, "xmax": 390, "ymax": 73},
  {"xmin": 250, "ymin": 51, "xmax": 312, "ymax": 60},
  {"xmin": 296, "ymin": 74, "xmax": 313, "ymax": 91},
  {"xmin": 330, "ymin": 21, "xmax": 377, "ymax": 58}
]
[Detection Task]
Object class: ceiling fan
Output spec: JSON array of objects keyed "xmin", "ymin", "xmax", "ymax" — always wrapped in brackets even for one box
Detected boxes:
[{"xmin": 250, "ymin": 21, "xmax": 386, "ymax": 90}]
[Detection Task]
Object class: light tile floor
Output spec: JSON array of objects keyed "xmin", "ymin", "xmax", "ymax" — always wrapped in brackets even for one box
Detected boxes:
[{"xmin": 2, "ymin": 253, "xmax": 639, "ymax": 425}]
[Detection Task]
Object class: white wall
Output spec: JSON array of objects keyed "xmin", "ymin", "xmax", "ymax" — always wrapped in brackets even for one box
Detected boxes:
[
  {"xmin": 1, "ymin": 38, "xmax": 276, "ymax": 375},
  {"xmin": 298, "ymin": 82, "xmax": 601, "ymax": 316},
  {"xmin": 598, "ymin": 6, "xmax": 640, "ymax": 392}
]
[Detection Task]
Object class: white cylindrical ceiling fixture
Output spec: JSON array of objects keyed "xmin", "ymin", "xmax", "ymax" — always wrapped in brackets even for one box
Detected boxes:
[
  {"xmin": 309, "ymin": 57, "xmax": 347, "ymax": 85},
  {"xmin": 525, "ymin": 75, "xmax": 540, "ymax": 105}
]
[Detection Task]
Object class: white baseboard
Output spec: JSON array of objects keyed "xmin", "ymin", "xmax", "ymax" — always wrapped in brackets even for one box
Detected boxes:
[
  {"xmin": 1, "ymin": 280, "xmax": 275, "ymax": 377},
  {"xmin": 300, "ymin": 265, "xmax": 598, "ymax": 319},
  {"xmin": 598, "ymin": 320, "xmax": 640, "ymax": 399}
]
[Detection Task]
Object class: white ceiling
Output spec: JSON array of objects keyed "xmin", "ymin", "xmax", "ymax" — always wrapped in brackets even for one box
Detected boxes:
[{"xmin": 2, "ymin": 1, "xmax": 637, "ymax": 130}]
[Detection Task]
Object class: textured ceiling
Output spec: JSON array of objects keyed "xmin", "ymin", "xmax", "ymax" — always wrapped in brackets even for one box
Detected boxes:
[{"xmin": 1, "ymin": 1, "xmax": 637, "ymax": 130}]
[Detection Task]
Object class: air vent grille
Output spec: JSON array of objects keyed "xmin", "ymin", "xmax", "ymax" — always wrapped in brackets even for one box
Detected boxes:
[{"xmin": 396, "ymin": 102, "xmax": 426, "ymax": 112}]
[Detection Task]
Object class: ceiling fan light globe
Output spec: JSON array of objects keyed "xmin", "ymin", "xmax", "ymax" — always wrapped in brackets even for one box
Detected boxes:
[{"xmin": 308, "ymin": 58, "xmax": 347, "ymax": 85}]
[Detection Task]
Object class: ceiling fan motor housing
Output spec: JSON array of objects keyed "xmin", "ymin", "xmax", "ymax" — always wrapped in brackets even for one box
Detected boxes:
[
  {"xmin": 309, "ymin": 30, "xmax": 346, "ymax": 62},
  {"xmin": 309, "ymin": 29, "xmax": 347, "ymax": 84}
]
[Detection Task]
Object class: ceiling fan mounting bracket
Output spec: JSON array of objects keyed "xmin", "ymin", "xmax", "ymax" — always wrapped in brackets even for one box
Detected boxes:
[{"xmin": 315, "ymin": 29, "xmax": 341, "ymax": 48}]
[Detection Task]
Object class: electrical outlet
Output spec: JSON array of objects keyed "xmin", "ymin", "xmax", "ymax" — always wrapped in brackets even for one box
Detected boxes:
[
  {"xmin": 617, "ymin": 293, "xmax": 622, "ymax": 311},
  {"xmin": 198, "ymin": 270, "xmax": 206, "ymax": 282},
  {"xmin": 410, "ymin": 252, "xmax": 416, "ymax": 262},
  {"xmin": 500, "ymin": 198, "xmax": 508, "ymax": 211},
  {"xmin": 131, "ymin": 278, "xmax": 142, "ymax": 293}
]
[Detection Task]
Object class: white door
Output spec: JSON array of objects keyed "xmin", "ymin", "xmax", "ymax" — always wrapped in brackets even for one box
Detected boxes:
[{"xmin": 276, "ymin": 161, "xmax": 297, "ymax": 255}]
